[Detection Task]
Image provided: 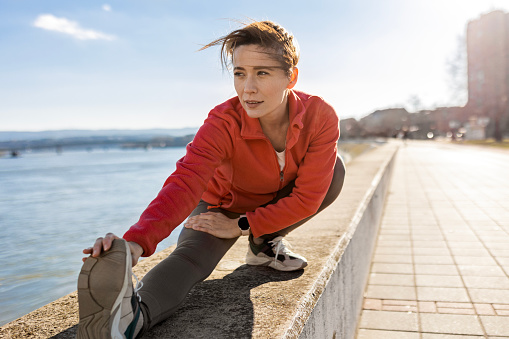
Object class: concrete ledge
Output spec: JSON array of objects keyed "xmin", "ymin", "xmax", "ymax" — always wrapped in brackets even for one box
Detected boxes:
[
  {"xmin": 1, "ymin": 142, "xmax": 398, "ymax": 339},
  {"xmin": 294, "ymin": 143, "xmax": 396, "ymax": 339}
]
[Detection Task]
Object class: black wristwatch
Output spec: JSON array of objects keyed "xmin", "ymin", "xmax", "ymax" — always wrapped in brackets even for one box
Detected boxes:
[{"xmin": 238, "ymin": 215, "xmax": 250, "ymax": 236}]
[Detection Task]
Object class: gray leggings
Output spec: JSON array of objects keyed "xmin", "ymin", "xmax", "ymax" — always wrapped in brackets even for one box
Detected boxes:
[{"xmin": 138, "ymin": 155, "xmax": 345, "ymax": 329}]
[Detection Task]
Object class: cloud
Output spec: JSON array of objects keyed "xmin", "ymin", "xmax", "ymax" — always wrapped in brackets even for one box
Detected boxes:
[
  {"xmin": 33, "ymin": 14, "xmax": 115, "ymax": 41},
  {"xmin": 102, "ymin": 4, "xmax": 112, "ymax": 12}
]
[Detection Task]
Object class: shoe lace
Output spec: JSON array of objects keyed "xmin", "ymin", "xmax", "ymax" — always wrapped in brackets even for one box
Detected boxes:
[
  {"xmin": 268, "ymin": 236, "xmax": 292, "ymax": 266},
  {"xmin": 132, "ymin": 272, "xmax": 144, "ymax": 302}
]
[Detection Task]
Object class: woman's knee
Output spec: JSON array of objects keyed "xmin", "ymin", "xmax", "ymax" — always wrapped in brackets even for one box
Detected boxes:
[{"xmin": 321, "ymin": 155, "xmax": 346, "ymax": 208}]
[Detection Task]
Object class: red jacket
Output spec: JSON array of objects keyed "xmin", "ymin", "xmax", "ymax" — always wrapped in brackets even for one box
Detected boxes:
[{"xmin": 123, "ymin": 90, "xmax": 340, "ymax": 256}]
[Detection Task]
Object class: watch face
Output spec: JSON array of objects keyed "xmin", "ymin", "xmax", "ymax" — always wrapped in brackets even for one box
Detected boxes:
[{"xmin": 238, "ymin": 217, "xmax": 250, "ymax": 230}]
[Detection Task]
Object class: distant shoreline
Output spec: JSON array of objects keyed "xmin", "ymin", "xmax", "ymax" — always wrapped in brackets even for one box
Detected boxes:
[{"xmin": 0, "ymin": 128, "xmax": 199, "ymax": 153}]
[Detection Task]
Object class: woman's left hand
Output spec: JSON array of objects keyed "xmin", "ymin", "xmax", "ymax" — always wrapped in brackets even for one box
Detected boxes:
[{"xmin": 184, "ymin": 212, "xmax": 241, "ymax": 239}]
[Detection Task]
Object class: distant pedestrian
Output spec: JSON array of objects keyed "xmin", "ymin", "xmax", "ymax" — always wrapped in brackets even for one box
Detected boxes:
[{"xmin": 76, "ymin": 20, "xmax": 345, "ymax": 339}]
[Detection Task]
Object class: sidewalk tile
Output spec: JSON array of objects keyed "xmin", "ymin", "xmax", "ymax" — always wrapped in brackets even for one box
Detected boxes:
[
  {"xmin": 480, "ymin": 315, "xmax": 509, "ymax": 336},
  {"xmin": 436, "ymin": 307, "xmax": 476, "ymax": 315},
  {"xmin": 363, "ymin": 298, "xmax": 382, "ymax": 310},
  {"xmin": 479, "ymin": 236, "xmax": 509, "ymax": 243},
  {"xmin": 412, "ymin": 229, "xmax": 442, "ymax": 235},
  {"xmin": 359, "ymin": 310, "xmax": 418, "ymax": 332},
  {"xmin": 444, "ymin": 236, "xmax": 479, "ymax": 243},
  {"xmin": 411, "ymin": 235, "xmax": 444, "ymax": 242},
  {"xmin": 417, "ymin": 287, "xmax": 469, "ymax": 302},
  {"xmin": 447, "ymin": 242, "xmax": 485, "ymax": 249},
  {"xmin": 368, "ymin": 273, "xmax": 414, "ymax": 286},
  {"xmin": 357, "ymin": 329, "xmax": 419, "ymax": 339},
  {"xmin": 449, "ymin": 248, "xmax": 490, "ymax": 256},
  {"xmin": 458, "ymin": 265, "xmax": 506, "ymax": 277},
  {"xmin": 469, "ymin": 289, "xmax": 509, "ymax": 304},
  {"xmin": 381, "ymin": 229, "xmax": 411, "ymax": 235},
  {"xmin": 474, "ymin": 303, "xmax": 496, "ymax": 315},
  {"xmin": 372, "ymin": 263, "xmax": 413, "ymax": 274},
  {"xmin": 412, "ymin": 241, "xmax": 448, "ymax": 249},
  {"xmin": 483, "ymin": 242, "xmax": 509, "ymax": 250},
  {"xmin": 382, "ymin": 305, "xmax": 417, "ymax": 312},
  {"xmin": 375, "ymin": 247, "xmax": 413, "ymax": 255},
  {"xmin": 383, "ymin": 300, "xmax": 417, "ymax": 306},
  {"xmin": 420, "ymin": 313, "xmax": 484, "ymax": 335},
  {"xmin": 462, "ymin": 276, "xmax": 509, "ymax": 289},
  {"xmin": 377, "ymin": 240, "xmax": 412, "ymax": 248},
  {"xmin": 379, "ymin": 235, "xmax": 411, "ymax": 242},
  {"xmin": 453, "ymin": 256, "xmax": 498, "ymax": 266},
  {"xmin": 436, "ymin": 302, "xmax": 473, "ymax": 309},
  {"xmin": 497, "ymin": 257, "xmax": 509, "ymax": 265},
  {"xmin": 366, "ymin": 285, "xmax": 416, "ymax": 300},
  {"xmin": 489, "ymin": 249, "xmax": 509, "ymax": 257},
  {"xmin": 413, "ymin": 248, "xmax": 451, "ymax": 256},
  {"xmin": 374, "ymin": 254, "xmax": 413, "ymax": 264},
  {"xmin": 418, "ymin": 301, "xmax": 437, "ymax": 313},
  {"xmin": 414, "ymin": 264, "xmax": 459, "ymax": 275},
  {"xmin": 413, "ymin": 256, "xmax": 454, "ymax": 265},
  {"xmin": 415, "ymin": 275, "xmax": 463, "ymax": 288},
  {"xmin": 502, "ymin": 266, "xmax": 509, "ymax": 276}
]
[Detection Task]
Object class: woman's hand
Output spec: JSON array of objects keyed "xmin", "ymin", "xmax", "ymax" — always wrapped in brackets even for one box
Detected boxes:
[
  {"xmin": 184, "ymin": 212, "xmax": 241, "ymax": 239},
  {"xmin": 82, "ymin": 232, "xmax": 143, "ymax": 267}
]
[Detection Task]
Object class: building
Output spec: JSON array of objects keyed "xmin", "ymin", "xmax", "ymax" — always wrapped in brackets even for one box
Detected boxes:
[
  {"xmin": 358, "ymin": 108, "xmax": 409, "ymax": 138},
  {"xmin": 466, "ymin": 10, "xmax": 509, "ymax": 140},
  {"xmin": 342, "ymin": 10, "xmax": 509, "ymax": 140}
]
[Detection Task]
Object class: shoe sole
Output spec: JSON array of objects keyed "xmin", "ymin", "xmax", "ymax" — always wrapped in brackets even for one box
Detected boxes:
[
  {"xmin": 246, "ymin": 254, "xmax": 307, "ymax": 271},
  {"xmin": 77, "ymin": 239, "xmax": 130, "ymax": 339}
]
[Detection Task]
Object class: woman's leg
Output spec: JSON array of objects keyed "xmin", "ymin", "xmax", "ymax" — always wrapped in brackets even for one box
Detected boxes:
[
  {"xmin": 245, "ymin": 155, "xmax": 346, "ymax": 271},
  {"xmin": 137, "ymin": 201, "xmax": 239, "ymax": 329},
  {"xmin": 260, "ymin": 154, "xmax": 346, "ymax": 239}
]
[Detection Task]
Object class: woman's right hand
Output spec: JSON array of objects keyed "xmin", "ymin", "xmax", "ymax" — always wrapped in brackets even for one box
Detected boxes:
[{"xmin": 82, "ymin": 232, "xmax": 143, "ymax": 267}]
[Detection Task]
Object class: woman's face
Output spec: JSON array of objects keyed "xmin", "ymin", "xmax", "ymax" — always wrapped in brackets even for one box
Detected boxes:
[{"xmin": 233, "ymin": 44, "xmax": 297, "ymax": 122}]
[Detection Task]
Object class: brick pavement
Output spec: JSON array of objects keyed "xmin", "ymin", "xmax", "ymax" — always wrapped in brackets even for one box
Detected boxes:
[{"xmin": 357, "ymin": 141, "xmax": 509, "ymax": 339}]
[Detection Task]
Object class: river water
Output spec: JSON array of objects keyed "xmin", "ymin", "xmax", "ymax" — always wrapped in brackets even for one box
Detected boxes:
[{"xmin": 0, "ymin": 147, "xmax": 186, "ymax": 326}]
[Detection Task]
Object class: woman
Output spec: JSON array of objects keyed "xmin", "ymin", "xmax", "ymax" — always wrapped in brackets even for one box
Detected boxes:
[{"xmin": 77, "ymin": 20, "xmax": 345, "ymax": 339}]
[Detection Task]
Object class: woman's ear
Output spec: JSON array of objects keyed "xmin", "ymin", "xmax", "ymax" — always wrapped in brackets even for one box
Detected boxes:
[{"xmin": 287, "ymin": 67, "xmax": 299, "ymax": 89}]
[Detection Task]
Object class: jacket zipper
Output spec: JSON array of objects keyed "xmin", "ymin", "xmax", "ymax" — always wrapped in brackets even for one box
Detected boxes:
[{"xmin": 277, "ymin": 150, "xmax": 286, "ymax": 190}]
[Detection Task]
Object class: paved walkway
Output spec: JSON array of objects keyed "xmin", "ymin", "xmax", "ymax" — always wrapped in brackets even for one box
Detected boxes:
[{"xmin": 357, "ymin": 141, "xmax": 509, "ymax": 339}]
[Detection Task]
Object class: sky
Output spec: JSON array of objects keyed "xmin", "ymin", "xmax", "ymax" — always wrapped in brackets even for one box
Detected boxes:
[{"xmin": 2, "ymin": 0, "xmax": 509, "ymax": 132}]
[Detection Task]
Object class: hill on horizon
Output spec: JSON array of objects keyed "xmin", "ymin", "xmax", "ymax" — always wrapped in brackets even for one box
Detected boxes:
[{"xmin": 0, "ymin": 128, "xmax": 199, "ymax": 142}]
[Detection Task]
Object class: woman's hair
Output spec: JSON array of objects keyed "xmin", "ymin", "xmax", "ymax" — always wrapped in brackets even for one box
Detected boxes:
[{"xmin": 201, "ymin": 20, "xmax": 299, "ymax": 77}]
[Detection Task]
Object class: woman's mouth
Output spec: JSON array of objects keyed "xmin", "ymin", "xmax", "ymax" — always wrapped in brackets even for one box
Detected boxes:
[{"xmin": 244, "ymin": 100, "xmax": 263, "ymax": 109}]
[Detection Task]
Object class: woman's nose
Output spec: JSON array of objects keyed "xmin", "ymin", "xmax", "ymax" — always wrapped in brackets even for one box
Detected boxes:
[{"xmin": 243, "ymin": 76, "xmax": 257, "ymax": 93}]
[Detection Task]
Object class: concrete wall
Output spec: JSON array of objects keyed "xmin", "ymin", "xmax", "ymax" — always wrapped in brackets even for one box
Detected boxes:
[{"xmin": 285, "ymin": 146, "xmax": 396, "ymax": 339}]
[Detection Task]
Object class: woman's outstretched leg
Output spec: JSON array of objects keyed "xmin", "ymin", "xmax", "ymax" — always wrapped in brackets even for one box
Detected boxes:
[
  {"xmin": 77, "ymin": 202, "xmax": 238, "ymax": 338},
  {"xmin": 137, "ymin": 226, "xmax": 237, "ymax": 329}
]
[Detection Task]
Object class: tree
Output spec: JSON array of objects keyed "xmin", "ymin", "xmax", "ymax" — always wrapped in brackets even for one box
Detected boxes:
[{"xmin": 446, "ymin": 34, "xmax": 468, "ymax": 107}]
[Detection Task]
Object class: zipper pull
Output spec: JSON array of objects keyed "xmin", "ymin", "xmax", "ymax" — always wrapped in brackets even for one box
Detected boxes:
[
  {"xmin": 207, "ymin": 202, "xmax": 222, "ymax": 210},
  {"xmin": 280, "ymin": 171, "xmax": 284, "ymax": 182}
]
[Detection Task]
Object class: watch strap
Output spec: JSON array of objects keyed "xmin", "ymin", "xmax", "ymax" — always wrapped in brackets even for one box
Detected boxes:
[{"xmin": 238, "ymin": 215, "xmax": 250, "ymax": 236}]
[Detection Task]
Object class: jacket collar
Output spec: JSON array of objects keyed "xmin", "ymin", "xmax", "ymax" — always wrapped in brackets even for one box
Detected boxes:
[{"xmin": 239, "ymin": 90, "xmax": 306, "ymax": 149}]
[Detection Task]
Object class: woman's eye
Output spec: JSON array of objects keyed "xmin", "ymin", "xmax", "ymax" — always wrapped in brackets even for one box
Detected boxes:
[
  {"xmin": 234, "ymin": 72, "xmax": 244, "ymax": 77},
  {"xmin": 257, "ymin": 71, "xmax": 269, "ymax": 76}
]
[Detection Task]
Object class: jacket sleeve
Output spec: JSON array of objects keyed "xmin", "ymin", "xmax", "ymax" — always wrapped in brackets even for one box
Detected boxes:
[
  {"xmin": 248, "ymin": 101, "xmax": 340, "ymax": 237},
  {"xmin": 123, "ymin": 115, "xmax": 233, "ymax": 256}
]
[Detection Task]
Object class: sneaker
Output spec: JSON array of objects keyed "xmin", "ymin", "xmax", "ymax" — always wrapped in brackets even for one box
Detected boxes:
[
  {"xmin": 77, "ymin": 239, "xmax": 144, "ymax": 339},
  {"xmin": 246, "ymin": 235, "xmax": 307, "ymax": 271}
]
